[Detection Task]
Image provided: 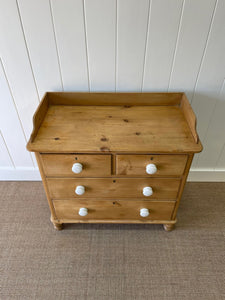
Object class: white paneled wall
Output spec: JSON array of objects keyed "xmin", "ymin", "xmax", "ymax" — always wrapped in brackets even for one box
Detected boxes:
[{"xmin": 0, "ymin": 0, "xmax": 225, "ymax": 181}]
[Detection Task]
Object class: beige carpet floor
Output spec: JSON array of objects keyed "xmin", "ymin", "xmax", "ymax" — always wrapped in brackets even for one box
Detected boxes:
[{"xmin": 0, "ymin": 182, "xmax": 224, "ymax": 300}]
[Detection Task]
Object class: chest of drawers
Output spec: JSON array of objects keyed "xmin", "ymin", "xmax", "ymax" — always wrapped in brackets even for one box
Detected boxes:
[{"xmin": 27, "ymin": 92, "xmax": 202, "ymax": 231}]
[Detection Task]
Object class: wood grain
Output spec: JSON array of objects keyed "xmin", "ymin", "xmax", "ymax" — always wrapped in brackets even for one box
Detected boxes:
[
  {"xmin": 28, "ymin": 93, "xmax": 49, "ymax": 144},
  {"xmin": 35, "ymin": 152, "xmax": 57, "ymax": 221},
  {"xmin": 46, "ymin": 178, "xmax": 181, "ymax": 200},
  {"xmin": 53, "ymin": 199, "xmax": 175, "ymax": 221},
  {"xmin": 47, "ymin": 92, "xmax": 183, "ymax": 106},
  {"xmin": 27, "ymin": 92, "xmax": 202, "ymax": 230},
  {"xmin": 0, "ymin": 0, "xmax": 223, "ymax": 175},
  {"xmin": 41, "ymin": 153, "xmax": 111, "ymax": 177},
  {"xmin": 180, "ymin": 93, "xmax": 199, "ymax": 143},
  {"xmin": 27, "ymin": 102, "xmax": 202, "ymax": 153},
  {"xmin": 172, "ymin": 154, "xmax": 194, "ymax": 220},
  {"xmin": 116, "ymin": 154, "xmax": 187, "ymax": 176}
]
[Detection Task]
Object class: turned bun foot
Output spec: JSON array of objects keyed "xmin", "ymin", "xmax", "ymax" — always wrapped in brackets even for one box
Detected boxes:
[
  {"xmin": 163, "ymin": 224, "xmax": 175, "ymax": 232},
  {"xmin": 53, "ymin": 222, "xmax": 63, "ymax": 230},
  {"xmin": 50, "ymin": 216, "xmax": 63, "ymax": 230}
]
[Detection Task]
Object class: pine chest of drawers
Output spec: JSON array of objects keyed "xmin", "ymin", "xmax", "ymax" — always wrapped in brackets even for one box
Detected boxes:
[{"xmin": 27, "ymin": 92, "xmax": 202, "ymax": 231}]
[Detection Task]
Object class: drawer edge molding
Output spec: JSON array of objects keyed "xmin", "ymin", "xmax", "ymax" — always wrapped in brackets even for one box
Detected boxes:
[
  {"xmin": 46, "ymin": 178, "xmax": 181, "ymax": 200},
  {"xmin": 51, "ymin": 219, "xmax": 177, "ymax": 224},
  {"xmin": 40, "ymin": 154, "xmax": 112, "ymax": 177},
  {"xmin": 116, "ymin": 154, "xmax": 188, "ymax": 176},
  {"xmin": 53, "ymin": 199, "xmax": 175, "ymax": 221}
]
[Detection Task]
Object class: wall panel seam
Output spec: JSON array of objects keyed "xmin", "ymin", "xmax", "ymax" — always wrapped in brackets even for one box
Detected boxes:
[
  {"xmin": 190, "ymin": 0, "xmax": 218, "ymax": 104},
  {"xmin": 49, "ymin": 0, "xmax": 64, "ymax": 91},
  {"xmin": 16, "ymin": 0, "xmax": 41, "ymax": 101},
  {"xmin": 0, "ymin": 58, "xmax": 35, "ymax": 167},
  {"xmin": 215, "ymin": 140, "xmax": 225, "ymax": 168},
  {"xmin": 83, "ymin": 0, "xmax": 90, "ymax": 91},
  {"xmin": 200, "ymin": 77, "xmax": 225, "ymax": 168},
  {"xmin": 0, "ymin": 131, "xmax": 15, "ymax": 168},
  {"xmin": 115, "ymin": 0, "xmax": 118, "ymax": 92},
  {"xmin": 141, "ymin": 0, "xmax": 152, "ymax": 92},
  {"xmin": 202, "ymin": 77, "xmax": 225, "ymax": 142},
  {"xmin": 167, "ymin": 0, "xmax": 185, "ymax": 91}
]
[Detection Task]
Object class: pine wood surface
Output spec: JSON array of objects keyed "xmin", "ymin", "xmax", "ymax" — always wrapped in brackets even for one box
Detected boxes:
[
  {"xmin": 53, "ymin": 199, "xmax": 175, "ymax": 221},
  {"xmin": 35, "ymin": 152, "xmax": 57, "ymax": 220},
  {"xmin": 27, "ymin": 105, "xmax": 202, "ymax": 153},
  {"xmin": 116, "ymin": 154, "xmax": 187, "ymax": 176},
  {"xmin": 47, "ymin": 92, "xmax": 183, "ymax": 106},
  {"xmin": 46, "ymin": 177, "xmax": 180, "ymax": 199},
  {"xmin": 26, "ymin": 92, "xmax": 202, "ymax": 230},
  {"xmin": 171, "ymin": 154, "xmax": 194, "ymax": 220},
  {"xmin": 181, "ymin": 94, "xmax": 199, "ymax": 143},
  {"xmin": 41, "ymin": 154, "xmax": 111, "ymax": 177}
]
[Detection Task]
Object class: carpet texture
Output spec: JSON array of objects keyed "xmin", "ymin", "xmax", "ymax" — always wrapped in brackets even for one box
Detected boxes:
[{"xmin": 0, "ymin": 182, "xmax": 224, "ymax": 300}]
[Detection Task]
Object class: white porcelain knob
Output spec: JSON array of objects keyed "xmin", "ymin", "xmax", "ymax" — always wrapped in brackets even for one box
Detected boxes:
[
  {"xmin": 75, "ymin": 185, "xmax": 85, "ymax": 195},
  {"xmin": 140, "ymin": 208, "xmax": 150, "ymax": 217},
  {"xmin": 146, "ymin": 163, "xmax": 157, "ymax": 174},
  {"xmin": 72, "ymin": 163, "xmax": 83, "ymax": 174},
  {"xmin": 78, "ymin": 207, "xmax": 88, "ymax": 216},
  {"xmin": 143, "ymin": 186, "xmax": 153, "ymax": 197}
]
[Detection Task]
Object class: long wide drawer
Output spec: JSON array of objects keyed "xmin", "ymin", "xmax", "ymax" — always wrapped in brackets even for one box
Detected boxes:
[
  {"xmin": 40, "ymin": 154, "xmax": 111, "ymax": 177},
  {"xmin": 53, "ymin": 199, "xmax": 175, "ymax": 221},
  {"xmin": 47, "ymin": 178, "xmax": 181, "ymax": 199},
  {"xmin": 116, "ymin": 154, "xmax": 187, "ymax": 176}
]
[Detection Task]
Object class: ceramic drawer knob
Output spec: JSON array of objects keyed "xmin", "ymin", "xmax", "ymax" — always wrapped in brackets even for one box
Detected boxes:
[
  {"xmin": 146, "ymin": 163, "xmax": 157, "ymax": 174},
  {"xmin": 72, "ymin": 162, "xmax": 83, "ymax": 174},
  {"xmin": 78, "ymin": 207, "xmax": 88, "ymax": 217},
  {"xmin": 140, "ymin": 208, "xmax": 150, "ymax": 217},
  {"xmin": 75, "ymin": 185, "xmax": 85, "ymax": 195},
  {"xmin": 143, "ymin": 186, "xmax": 153, "ymax": 197}
]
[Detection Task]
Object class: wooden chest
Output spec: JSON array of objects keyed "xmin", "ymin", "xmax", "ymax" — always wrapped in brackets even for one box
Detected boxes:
[{"xmin": 27, "ymin": 92, "xmax": 202, "ymax": 231}]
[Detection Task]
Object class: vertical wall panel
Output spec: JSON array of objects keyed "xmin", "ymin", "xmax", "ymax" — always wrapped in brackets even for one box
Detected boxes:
[
  {"xmin": 85, "ymin": 0, "xmax": 116, "ymax": 91},
  {"xmin": 216, "ymin": 142, "xmax": 225, "ymax": 169},
  {"xmin": 116, "ymin": 0, "xmax": 149, "ymax": 91},
  {"xmin": 0, "ymin": 132, "xmax": 14, "ymax": 168},
  {"xmin": 168, "ymin": 0, "xmax": 216, "ymax": 100},
  {"xmin": 0, "ymin": 61, "xmax": 34, "ymax": 168},
  {"xmin": 51, "ymin": 0, "xmax": 89, "ymax": 91},
  {"xmin": 17, "ymin": 0, "xmax": 63, "ymax": 97},
  {"xmin": 143, "ymin": 0, "xmax": 183, "ymax": 91},
  {"xmin": 0, "ymin": 0, "xmax": 39, "ymax": 140},
  {"xmin": 197, "ymin": 79, "xmax": 225, "ymax": 168},
  {"xmin": 0, "ymin": 0, "xmax": 225, "ymax": 179},
  {"xmin": 191, "ymin": 0, "xmax": 225, "ymax": 168}
]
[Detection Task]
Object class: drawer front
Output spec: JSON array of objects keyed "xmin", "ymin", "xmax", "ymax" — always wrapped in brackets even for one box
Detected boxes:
[
  {"xmin": 53, "ymin": 199, "xmax": 175, "ymax": 221},
  {"xmin": 116, "ymin": 154, "xmax": 187, "ymax": 176},
  {"xmin": 41, "ymin": 154, "xmax": 111, "ymax": 177},
  {"xmin": 47, "ymin": 178, "xmax": 180, "ymax": 199}
]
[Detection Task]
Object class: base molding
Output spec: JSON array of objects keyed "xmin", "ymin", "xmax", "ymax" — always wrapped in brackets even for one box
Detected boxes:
[
  {"xmin": 0, "ymin": 167, "xmax": 41, "ymax": 180},
  {"xmin": 187, "ymin": 169, "xmax": 225, "ymax": 182},
  {"xmin": 0, "ymin": 167, "xmax": 224, "ymax": 182}
]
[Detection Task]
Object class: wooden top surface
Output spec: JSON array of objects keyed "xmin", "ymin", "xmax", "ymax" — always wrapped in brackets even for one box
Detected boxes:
[{"xmin": 28, "ymin": 104, "xmax": 202, "ymax": 153}]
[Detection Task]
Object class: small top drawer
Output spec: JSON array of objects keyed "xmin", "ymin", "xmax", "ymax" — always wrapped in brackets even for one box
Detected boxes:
[
  {"xmin": 116, "ymin": 154, "xmax": 187, "ymax": 176},
  {"xmin": 40, "ymin": 154, "xmax": 111, "ymax": 177}
]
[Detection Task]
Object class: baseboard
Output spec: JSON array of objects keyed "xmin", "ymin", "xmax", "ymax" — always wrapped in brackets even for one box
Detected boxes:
[
  {"xmin": 0, "ymin": 167, "xmax": 224, "ymax": 181},
  {"xmin": 187, "ymin": 169, "xmax": 225, "ymax": 182},
  {"xmin": 0, "ymin": 168, "xmax": 225, "ymax": 182},
  {"xmin": 0, "ymin": 167, "xmax": 41, "ymax": 181}
]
